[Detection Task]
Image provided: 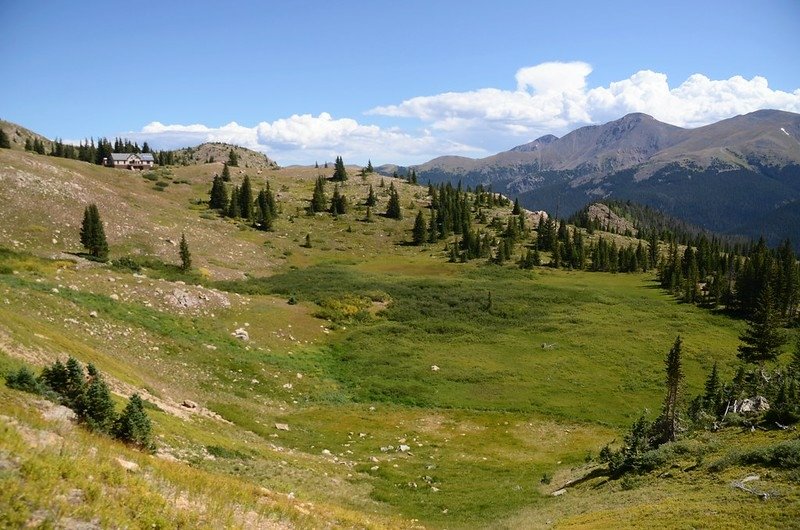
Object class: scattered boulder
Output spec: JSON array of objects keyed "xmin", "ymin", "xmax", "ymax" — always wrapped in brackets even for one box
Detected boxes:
[
  {"xmin": 167, "ymin": 288, "xmax": 199, "ymax": 309},
  {"xmin": 232, "ymin": 328, "xmax": 249, "ymax": 341},
  {"xmin": 275, "ymin": 423, "xmax": 290, "ymax": 431},
  {"xmin": 181, "ymin": 400, "xmax": 198, "ymax": 409},
  {"xmin": 431, "ymin": 365, "xmax": 440, "ymax": 372},
  {"xmin": 41, "ymin": 404, "xmax": 77, "ymax": 424},
  {"xmin": 738, "ymin": 396, "xmax": 770, "ymax": 414},
  {"xmin": 89, "ymin": 311, "xmax": 98, "ymax": 318},
  {"xmin": 115, "ymin": 457, "xmax": 139, "ymax": 472}
]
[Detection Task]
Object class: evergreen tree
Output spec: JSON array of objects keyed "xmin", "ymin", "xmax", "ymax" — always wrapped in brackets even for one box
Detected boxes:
[
  {"xmin": 221, "ymin": 162, "xmax": 231, "ymax": 182},
  {"xmin": 366, "ymin": 159, "xmax": 374, "ymax": 173},
  {"xmin": 80, "ymin": 365, "xmax": 116, "ymax": 433},
  {"xmin": 255, "ymin": 188, "xmax": 275, "ymax": 231},
  {"xmin": 80, "ymin": 204, "xmax": 109, "ymax": 260},
  {"xmin": 737, "ymin": 284, "xmax": 787, "ymax": 367},
  {"xmin": 791, "ymin": 337, "xmax": 800, "ymax": 379},
  {"xmin": 703, "ymin": 361, "xmax": 720, "ymax": 406},
  {"xmin": 113, "ymin": 394, "xmax": 153, "ymax": 450},
  {"xmin": 365, "ymin": 184, "xmax": 377, "ymax": 207},
  {"xmin": 332, "ymin": 156, "xmax": 348, "ymax": 181},
  {"xmin": 329, "ymin": 184, "xmax": 349, "ymax": 215},
  {"xmin": 80, "ymin": 206, "xmax": 93, "ymax": 249},
  {"xmin": 24, "ymin": 137, "xmax": 33, "ymax": 151},
  {"xmin": 0, "ymin": 128, "xmax": 10, "ymax": 149},
  {"xmin": 208, "ymin": 174, "xmax": 228, "ymax": 210},
  {"xmin": 264, "ymin": 181, "xmax": 277, "ymax": 215},
  {"xmin": 512, "ymin": 198, "xmax": 521, "ymax": 215},
  {"xmin": 427, "ymin": 212, "xmax": 438, "ymax": 243},
  {"xmin": 310, "ymin": 176, "xmax": 327, "ymax": 213},
  {"xmin": 654, "ymin": 336, "xmax": 684, "ymax": 444},
  {"xmin": 412, "ymin": 211, "xmax": 427, "ymax": 245},
  {"xmin": 34, "ymin": 138, "xmax": 46, "ymax": 155},
  {"xmin": 239, "ymin": 175, "xmax": 254, "ymax": 219},
  {"xmin": 39, "ymin": 359, "xmax": 68, "ymax": 395},
  {"xmin": 385, "ymin": 184, "xmax": 402, "ymax": 219},
  {"xmin": 63, "ymin": 357, "xmax": 86, "ymax": 410},
  {"xmin": 304, "ymin": 233, "xmax": 312, "ymax": 248},
  {"xmin": 364, "ymin": 207, "xmax": 374, "ymax": 223},
  {"xmin": 227, "ymin": 186, "xmax": 241, "ymax": 218},
  {"xmin": 227, "ymin": 148, "xmax": 239, "ymax": 167},
  {"xmin": 179, "ymin": 233, "xmax": 192, "ymax": 272}
]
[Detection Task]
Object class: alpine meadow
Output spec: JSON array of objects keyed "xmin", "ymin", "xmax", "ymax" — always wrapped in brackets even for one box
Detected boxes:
[{"xmin": 2, "ymin": 2, "xmax": 800, "ymax": 528}]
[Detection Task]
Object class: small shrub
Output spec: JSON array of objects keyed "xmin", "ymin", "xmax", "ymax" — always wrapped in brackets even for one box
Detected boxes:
[
  {"xmin": 315, "ymin": 294, "xmax": 372, "ymax": 324},
  {"xmin": 206, "ymin": 445, "xmax": 250, "ymax": 459},
  {"xmin": 112, "ymin": 256, "xmax": 142, "ymax": 272},
  {"xmin": 709, "ymin": 440, "xmax": 800, "ymax": 472},
  {"xmin": 5, "ymin": 367, "xmax": 43, "ymax": 394},
  {"xmin": 620, "ymin": 475, "xmax": 639, "ymax": 490}
]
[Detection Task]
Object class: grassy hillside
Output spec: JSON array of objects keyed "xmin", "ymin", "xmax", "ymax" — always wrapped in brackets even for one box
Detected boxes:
[{"xmin": 1, "ymin": 148, "xmax": 798, "ymax": 528}]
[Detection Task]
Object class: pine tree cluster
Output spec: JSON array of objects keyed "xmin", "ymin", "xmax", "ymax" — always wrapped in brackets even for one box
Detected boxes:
[
  {"xmin": 208, "ymin": 174, "xmax": 278, "ymax": 230},
  {"xmin": 658, "ymin": 237, "xmax": 799, "ymax": 319},
  {"xmin": 5, "ymin": 357, "xmax": 154, "ymax": 451}
]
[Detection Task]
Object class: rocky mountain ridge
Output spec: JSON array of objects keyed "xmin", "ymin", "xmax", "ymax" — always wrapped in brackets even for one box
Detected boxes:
[{"xmin": 407, "ymin": 109, "xmax": 800, "ymax": 247}]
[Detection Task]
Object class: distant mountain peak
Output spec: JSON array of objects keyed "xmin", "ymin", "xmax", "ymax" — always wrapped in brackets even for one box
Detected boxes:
[
  {"xmin": 619, "ymin": 112, "xmax": 656, "ymax": 121},
  {"xmin": 509, "ymin": 134, "xmax": 559, "ymax": 152}
]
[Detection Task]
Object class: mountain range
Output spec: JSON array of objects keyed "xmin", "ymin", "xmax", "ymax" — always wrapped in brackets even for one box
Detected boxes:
[{"xmin": 402, "ymin": 109, "xmax": 800, "ymax": 247}]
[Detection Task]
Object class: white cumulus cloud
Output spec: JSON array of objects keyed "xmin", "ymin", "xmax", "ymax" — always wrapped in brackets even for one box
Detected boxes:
[
  {"xmin": 369, "ymin": 62, "xmax": 800, "ymax": 145},
  {"xmin": 515, "ymin": 61, "xmax": 592, "ymax": 93},
  {"xmin": 130, "ymin": 113, "xmax": 484, "ymax": 166}
]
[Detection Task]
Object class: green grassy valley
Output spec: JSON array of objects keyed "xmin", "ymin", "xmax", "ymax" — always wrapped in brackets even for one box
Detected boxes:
[{"xmin": 1, "ymin": 146, "xmax": 799, "ymax": 529}]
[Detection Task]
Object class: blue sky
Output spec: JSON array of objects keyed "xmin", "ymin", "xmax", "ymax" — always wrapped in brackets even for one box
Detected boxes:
[{"xmin": 1, "ymin": 0, "xmax": 799, "ymax": 165}]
